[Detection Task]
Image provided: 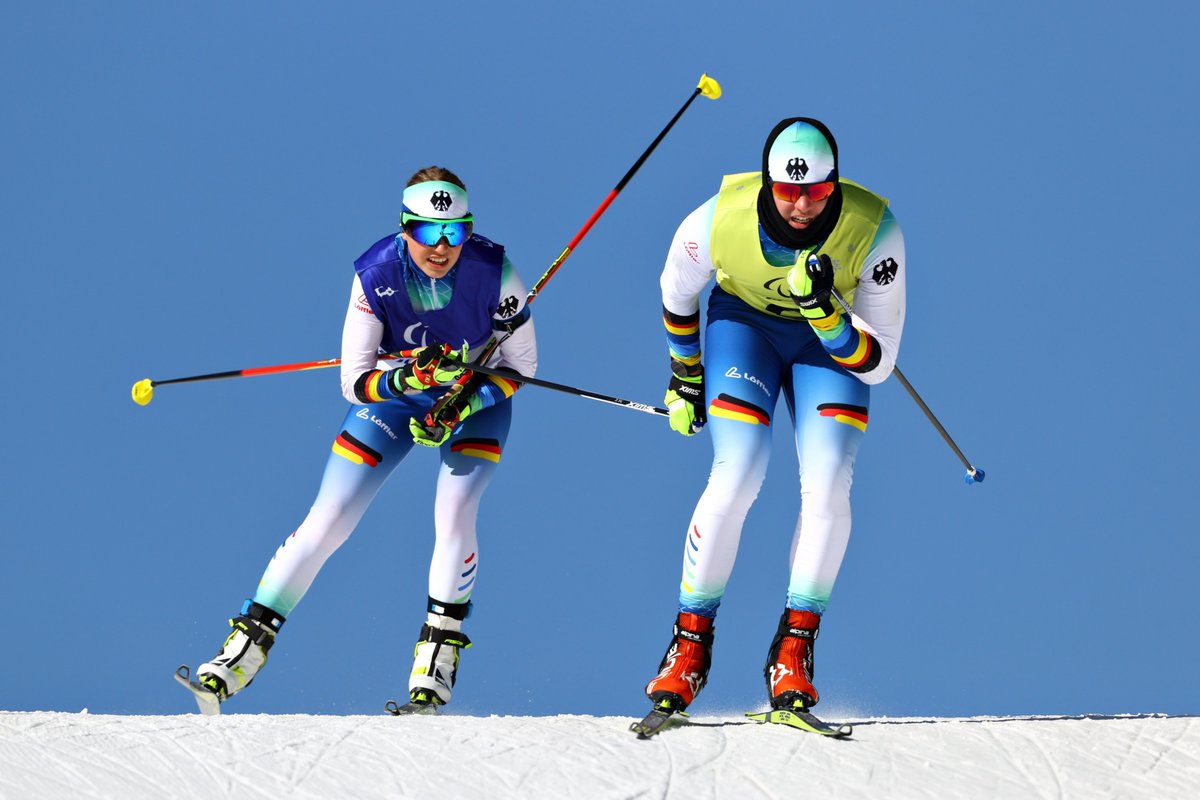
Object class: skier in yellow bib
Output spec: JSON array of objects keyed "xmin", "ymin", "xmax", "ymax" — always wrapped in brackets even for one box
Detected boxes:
[{"xmin": 645, "ymin": 118, "xmax": 907, "ymax": 716}]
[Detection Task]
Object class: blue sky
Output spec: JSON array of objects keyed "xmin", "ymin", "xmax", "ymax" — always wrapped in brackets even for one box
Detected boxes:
[{"xmin": 3, "ymin": 1, "xmax": 1197, "ymax": 719}]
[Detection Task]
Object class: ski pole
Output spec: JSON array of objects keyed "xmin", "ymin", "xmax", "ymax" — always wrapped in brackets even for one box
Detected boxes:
[
  {"xmin": 831, "ymin": 289, "xmax": 985, "ymax": 485},
  {"xmin": 442, "ymin": 357, "xmax": 667, "ymax": 418},
  {"xmin": 134, "ymin": 74, "xmax": 721, "ymax": 410},
  {"xmin": 132, "ymin": 350, "xmax": 667, "ymax": 418},
  {"xmin": 424, "ymin": 73, "xmax": 721, "ymax": 428},
  {"xmin": 521, "ymin": 73, "xmax": 723, "ymax": 308},
  {"xmin": 131, "ymin": 356, "xmax": 357, "ymax": 406},
  {"xmin": 461, "ymin": 73, "xmax": 721, "ymax": 378}
]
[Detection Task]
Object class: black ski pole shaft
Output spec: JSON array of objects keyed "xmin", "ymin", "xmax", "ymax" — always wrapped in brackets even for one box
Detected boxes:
[
  {"xmin": 132, "ymin": 356, "xmax": 344, "ymax": 405},
  {"xmin": 524, "ymin": 73, "xmax": 722, "ymax": 306},
  {"xmin": 889, "ymin": 364, "xmax": 983, "ymax": 483},
  {"xmin": 473, "ymin": 74, "xmax": 722, "ymax": 368},
  {"xmin": 424, "ymin": 74, "xmax": 721, "ymax": 430},
  {"xmin": 831, "ymin": 289, "xmax": 985, "ymax": 484},
  {"xmin": 445, "ymin": 357, "xmax": 667, "ymax": 418}
]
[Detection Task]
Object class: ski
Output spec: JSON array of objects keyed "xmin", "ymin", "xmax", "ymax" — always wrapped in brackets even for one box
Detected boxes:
[
  {"xmin": 384, "ymin": 700, "xmax": 439, "ymax": 716},
  {"xmin": 630, "ymin": 706, "xmax": 689, "ymax": 739},
  {"xmin": 384, "ymin": 693, "xmax": 442, "ymax": 716},
  {"xmin": 174, "ymin": 665, "xmax": 221, "ymax": 717},
  {"xmin": 745, "ymin": 707, "xmax": 852, "ymax": 738}
]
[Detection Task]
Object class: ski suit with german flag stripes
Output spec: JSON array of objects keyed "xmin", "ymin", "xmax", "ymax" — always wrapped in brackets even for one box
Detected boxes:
[
  {"xmin": 250, "ymin": 231, "xmax": 536, "ymax": 618},
  {"xmin": 661, "ymin": 173, "xmax": 905, "ymax": 617}
]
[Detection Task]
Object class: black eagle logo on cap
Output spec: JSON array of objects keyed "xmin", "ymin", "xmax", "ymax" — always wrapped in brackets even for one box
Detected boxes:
[
  {"xmin": 787, "ymin": 158, "xmax": 809, "ymax": 181},
  {"xmin": 430, "ymin": 190, "xmax": 452, "ymax": 212}
]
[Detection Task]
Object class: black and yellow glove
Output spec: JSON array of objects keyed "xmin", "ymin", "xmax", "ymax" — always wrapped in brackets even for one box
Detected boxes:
[
  {"xmin": 786, "ymin": 253, "xmax": 838, "ymax": 321},
  {"xmin": 390, "ymin": 343, "xmax": 469, "ymax": 394},
  {"xmin": 665, "ymin": 358, "xmax": 706, "ymax": 436},
  {"xmin": 410, "ymin": 381, "xmax": 483, "ymax": 447}
]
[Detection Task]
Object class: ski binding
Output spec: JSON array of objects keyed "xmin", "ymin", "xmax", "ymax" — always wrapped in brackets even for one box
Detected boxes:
[{"xmin": 385, "ymin": 691, "xmax": 442, "ymax": 716}]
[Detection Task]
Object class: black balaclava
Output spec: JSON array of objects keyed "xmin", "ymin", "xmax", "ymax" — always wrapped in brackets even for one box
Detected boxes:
[{"xmin": 756, "ymin": 117, "xmax": 843, "ymax": 251}]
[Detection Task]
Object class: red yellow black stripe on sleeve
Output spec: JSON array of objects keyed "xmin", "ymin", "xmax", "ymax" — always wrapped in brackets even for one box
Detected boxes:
[
  {"xmin": 663, "ymin": 306, "xmax": 700, "ymax": 337},
  {"xmin": 353, "ymin": 369, "xmax": 392, "ymax": 403},
  {"xmin": 817, "ymin": 403, "xmax": 869, "ymax": 432},
  {"xmin": 332, "ymin": 430, "xmax": 383, "ymax": 466},
  {"xmin": 486, "ymin": 374, "xmax": 520, "ymax": 398},
  {"xmin": 708, "ymin": 393, "xmax": 771, "ymax": 426},
  {"xmin": 830, "ymin": 329, "xmax": 883, "ymax": 375},
  {"xmin": 450, "ymin": 437, "xmax": 502, "ymax": 463}
]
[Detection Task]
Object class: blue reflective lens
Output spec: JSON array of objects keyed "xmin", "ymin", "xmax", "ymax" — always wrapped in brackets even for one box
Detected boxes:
[{"xmin": 402, "ymin": 215, "xmax": 473, "ymax": 246}]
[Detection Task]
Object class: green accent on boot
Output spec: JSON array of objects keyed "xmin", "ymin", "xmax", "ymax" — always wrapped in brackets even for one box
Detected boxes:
[
  {"xmin": 409, "ymin": 689, "xmax": 445, "ymax": 707},
  {"xmin": 199, "ymin": 674, "xmax": 229, "ymax": 701}
]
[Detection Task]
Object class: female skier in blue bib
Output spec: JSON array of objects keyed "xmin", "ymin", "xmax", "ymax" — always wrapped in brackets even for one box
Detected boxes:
[
  {"xmin": 644, "ymin": 119, "xmax": 906, "ymax": 714},
  {"xmin": 188, "ymin": 166, "xmax": 537, "ymax": 710}
]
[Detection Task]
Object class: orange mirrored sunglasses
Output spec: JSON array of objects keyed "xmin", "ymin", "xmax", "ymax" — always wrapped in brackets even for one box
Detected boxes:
[{"xmin": 770, "ymin": 181, "xmax": 836, "ymax": 203}]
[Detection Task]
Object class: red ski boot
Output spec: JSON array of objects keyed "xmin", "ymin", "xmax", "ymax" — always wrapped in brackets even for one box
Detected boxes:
[
  {"xmin": 645, "ymin": 612, "xmax": 715, "ymax": 711},
  {"xmin": 764, "ymin": 608, "xmax": 821, "ymax": 709}
]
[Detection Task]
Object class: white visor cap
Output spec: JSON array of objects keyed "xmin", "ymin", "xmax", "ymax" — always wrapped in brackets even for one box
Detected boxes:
[
  {"xmin": 766, "ymin": 122, "xmax": 836, "ymax": 184},
  {"xmin": 401, "ymin": 180, "xmax": 470, "ymax": 219}
]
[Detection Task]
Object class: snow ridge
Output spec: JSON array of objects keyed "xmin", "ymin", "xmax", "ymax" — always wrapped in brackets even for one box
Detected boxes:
[{"xmin": 1, "ymin": 711, "xmax": 1196, "ymax": 799}]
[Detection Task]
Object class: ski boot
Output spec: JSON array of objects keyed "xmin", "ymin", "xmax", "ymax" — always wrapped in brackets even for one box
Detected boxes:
[
  {"xmin": 196, "ymin": 600, "xmax": 285, "ymax": 701},
  {"xmin": 644, "ymin": 611, "xmax": 715, "ymax": 712},
  {"xmin": 764, "ymin": 608, "xmax": 820, "ymax": 710},
  {"xmin": 406, "ymin": 597, "xmax": 472, "ymax": 709}
]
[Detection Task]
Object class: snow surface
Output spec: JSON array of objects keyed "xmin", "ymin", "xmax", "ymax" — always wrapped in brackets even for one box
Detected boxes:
[{"xmin": 1, "ymin": 711, "xmax": 1197, "ymax": 798}]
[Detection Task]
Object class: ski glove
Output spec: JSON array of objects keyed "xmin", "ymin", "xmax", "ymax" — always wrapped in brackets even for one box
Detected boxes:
[
  {"xmin": 390, "ymin": 343, "xmax": 470, "ymax": 394},
  {"xmin": 786, "ymin": 253, "xmax": 838, "ymax": 321},
  {"xmin": 665, "ymin": 358, "xmax": 706, "ymax": 436},
  {"xmin": 410, "ymin": 382, "xmax": 482, "ymax": 447}
]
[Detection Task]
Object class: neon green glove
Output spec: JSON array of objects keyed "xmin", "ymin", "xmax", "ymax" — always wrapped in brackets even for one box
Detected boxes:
[
  {"xmin": 410, "ymin": 382, "xmax": 483, "ymax": 447},
  {"xmin": 664, "ymin": 358, "xmax": 706, "ymax": 436},
  {"xmin": 390, "ymin": 343, "xmax": 469, "ymax": 394},
  {"xmin": 786, "ymin": 253, "xmax": 839, "ymax": 321}
]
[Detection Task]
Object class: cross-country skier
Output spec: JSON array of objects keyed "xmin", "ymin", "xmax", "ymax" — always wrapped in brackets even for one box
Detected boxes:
[
  {"xmin": 644, "ymin": 118, "xmax": 906, "ymax": 715},
  {"xmin": 186, "ymin": 166, "xmax": 537, "ymax": 711}
]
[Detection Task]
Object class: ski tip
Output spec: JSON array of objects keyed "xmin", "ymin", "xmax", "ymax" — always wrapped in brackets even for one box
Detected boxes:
[
  {"xmin": 173, "ymin": 665, "xmax": 221, "ymax": 716},
  {"xmin": 630, "ymin": 724, "xmax": 665, "ymax": 740},
  {"xmin": 630, "ymin": 705, "xmax": 689, "ymax": 739}
]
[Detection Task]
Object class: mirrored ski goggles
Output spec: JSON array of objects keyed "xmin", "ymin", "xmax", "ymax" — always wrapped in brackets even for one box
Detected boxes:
[
  {"xmin": 770, "ymin": 180, "xmax": 837, "ymax": 203},
  {"xmin": 401, "ymin": 213, "xmax": 474, "ymax": 247}
]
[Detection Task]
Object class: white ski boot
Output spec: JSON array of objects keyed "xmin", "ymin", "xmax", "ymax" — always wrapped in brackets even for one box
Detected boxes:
[
  {"xmin": 407, "ymin": 598, "xmax": 472, "ymax": 707},
  {"xmin": 196, "ymin": 601, "xmax": 284, "ymax": 701}
]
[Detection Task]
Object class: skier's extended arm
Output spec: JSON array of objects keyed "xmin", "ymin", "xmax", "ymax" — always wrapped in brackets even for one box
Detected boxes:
[{"xmin": 659, "ymin": 197, "xmax": 717, "ymax": 435}]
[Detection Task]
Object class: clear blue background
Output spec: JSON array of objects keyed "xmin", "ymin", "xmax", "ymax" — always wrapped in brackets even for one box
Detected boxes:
[{"xmin": 3, "ymin": 1, "xmax": 1197, "ymax": 719}]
